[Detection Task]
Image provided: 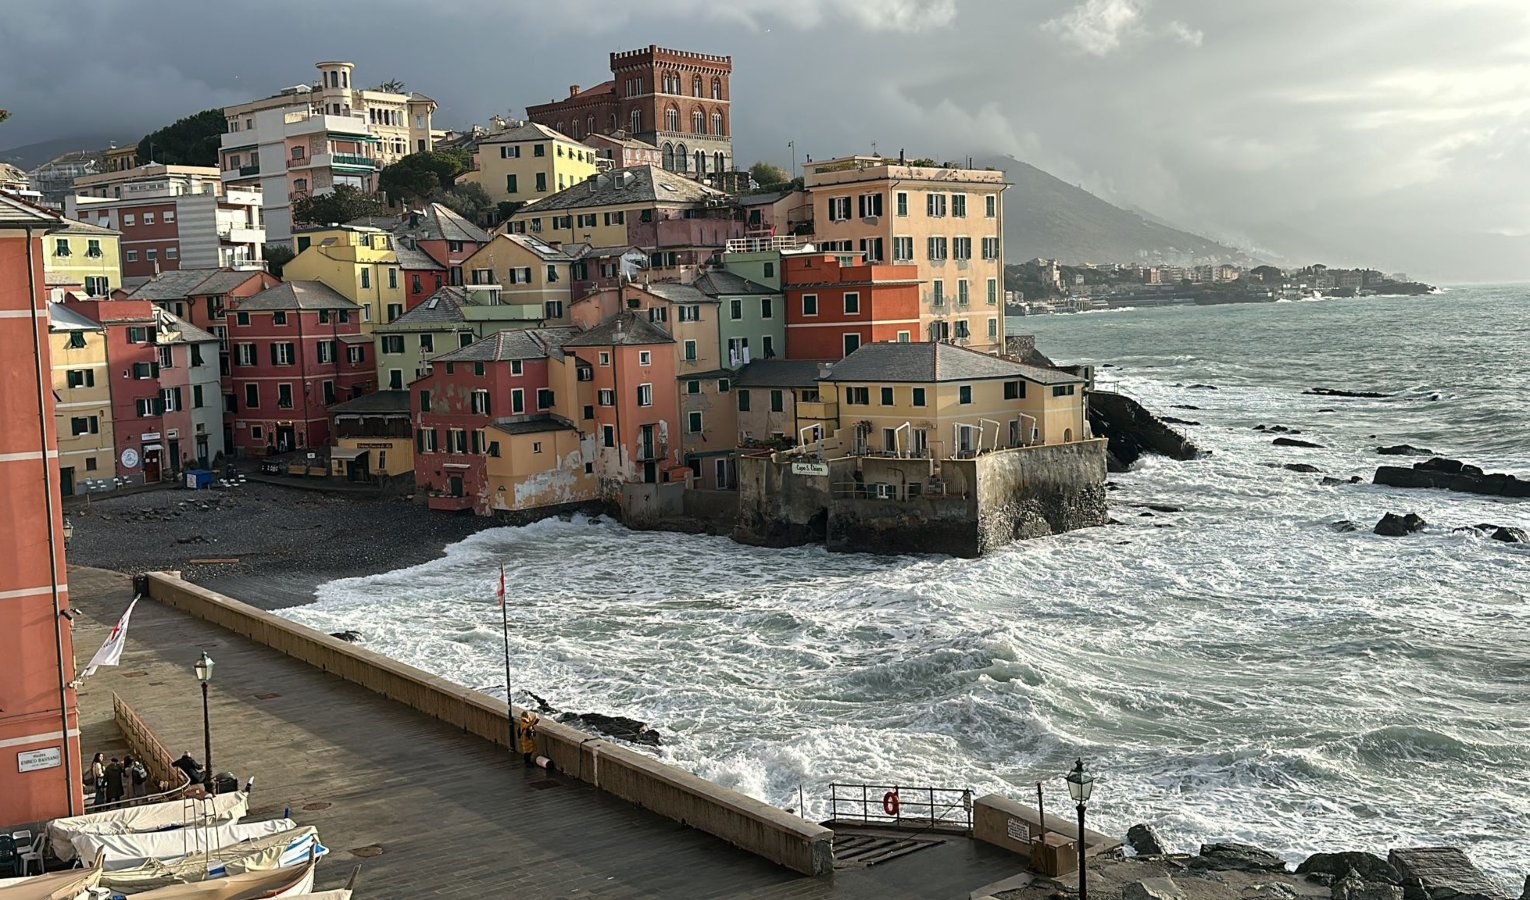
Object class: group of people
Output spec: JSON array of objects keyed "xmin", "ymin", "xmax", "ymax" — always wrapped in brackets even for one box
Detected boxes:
[{"xmin": 86, "ymin": 752, "xmax": 150, "ymax": 807}]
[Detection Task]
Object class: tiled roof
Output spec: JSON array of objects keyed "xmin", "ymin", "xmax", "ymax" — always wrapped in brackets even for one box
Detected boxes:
[
  {"xmin": 56, "ymin": 217, "xmax": 119, "ymax": 236},
  {"xmin": 640, "ymin": 282, "xmax": 715, "ymax": 305},
  {"xmin": 381, "ymin": 286, "xmax": 470, "ymax": 327},
  {"xmin": 395, "ymin": 203, "xmax": 490, "ymax": 245},
  {"xmin": 47, "ymin": 302, "xmax": 102, "ymax": 332},
  {"xmin": 562, "ymin": 310, "xmax": 674, "ymax": 347},
  {"xmin": 490, "ymin": 416, "xmax": 575, "ymax": 436},
  {"xmin": 521, "ymin": 165, "xmax": 731, "ymax": 213},
  {"xmin": 189, "ymin": 269, "xmax": 268, "ymax": 296},
  {"xmin": 235, "ymin": 280, "xmax": 360, "ymax": 312},
  {"xmin": 155, "ymin": 308, "xmax": 218, "ymax": 344},
  {"xmin": 433, "ymin": 327, "xmax": 578, "ymax": 362},
  {"xmin": 478, "ymin": 122, "xmax": 572, "ymax": 145},
  {"xmin": 329, "ymin": 390, "xmax": 411, "ymax": 416},
  {"xmin": 0, "ymin": 192, "xmax": 62, "ymax": 228},
  {"xmin": 393, "ymin": 241, "xmax": 444, "ymax": 271},
  {"xmin": 735, "ymin": 359, "xmax": 830, "ymax": 388},
  {"xmin": 693, "ymin": 270, "xmax": 775, "ymax": 296},
  {"xmin": 126, "ymin": 267, "xmax": 264, "ymax": 301},
  {"xmin": 484, "ymin": 233, "xmax": 575, "ymax": 262},
  {"xmin": 822, "ymin": 342, "xmax": 1086, "ymax": 385}
]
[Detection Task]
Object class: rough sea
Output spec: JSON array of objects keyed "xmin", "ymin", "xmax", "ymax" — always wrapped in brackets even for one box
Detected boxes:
[{"xmin": 284, "ymin": 285, "xmax": 1529, "ymax": 889}]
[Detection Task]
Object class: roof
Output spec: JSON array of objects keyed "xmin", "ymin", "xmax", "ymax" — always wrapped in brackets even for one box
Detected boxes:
[
  {"xmin": 585, "ymin": 132, "xmax": 658, "ymax": 151},
  {"xmin": 822, "ymin": 342, "xmax": 1087, "ymax": 385},
  {"xmin": 155, "ymin": 308, "xmax": 218, "ymax": 344},
  {"xmin": 191, "ymin": 269, "xmax": 268, "ymax": 296},
  {"xmin": 521, "ymin": 165, "xmax": 732, "ymax": 213},
  {"xmin": 482, "ymin": 233, "xmax": 575, "ymax": 262},
  {"xmin": 433, "ymin": 327, "xmax": 578, "ymax": 362},
  {"xmin": 478, "ymin": 121, "xmax": 572, "ymax": 146},
  {"xmin": 395, "ymin": 203, "xmax": 490, "ymax": 245},
  {"xmin": 329, "ymin": 390, "xmax": 411, "ymax": 416},
  {"xmin": 640, "ymin": 282, "xmax": 716, "ymax": 305},
  {"xmin": 236, "ymin": 280, "xmax": 360, "ymax": 312},
  {"xmin": 693, "ymin": 270, "xmax": 775, "ymax": 296},
  {"xmin": 47, "ymin": 302, "xmax": 103, "ymax": 333},
  {"xmin": 0, "ymin": 192, "xmax": 62, "ymax": 228},
  {"xmin": 737, "ymin": 189, "xmax": 796, "ymax": 206},
  {"xmin": 490, "ymin": 416, "xmax": 575, "ymax": 436},
  {"xmin": 56, "ymin": 217, "xmax": 119, "ymax": 236},
  {"xmin": 342, "ymin": 215, "xmax": 401, "ymax": 230},
  {"xmin": 383, "ymin": 286, "xmax": 470, "ymax": 327},
  {"xmin": 562, "ymin": 310, "xmax": 675, "ymax": 347},
  {"xmin": 734, "ymin": 359, "xmax": 829, "ymax": 388},
  {"xmin": 125, "ymin": 267, "xmax": 265, "ymax": 301},
  {"xmin": 393, "ymin": 241, "xmax": 444, "ymax": 271}
]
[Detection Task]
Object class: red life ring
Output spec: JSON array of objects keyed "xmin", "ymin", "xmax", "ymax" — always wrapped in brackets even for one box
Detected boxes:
[{"xmin": 882, "ymin": 791, "xmax": 900, "ymax": 816}]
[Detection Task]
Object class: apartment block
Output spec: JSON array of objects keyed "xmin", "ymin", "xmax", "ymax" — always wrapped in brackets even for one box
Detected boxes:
[
  {"xmin": 42, "ymin": 218, "xmax": 120, "ymax": 297},
  {"xmin": 782, "ymin": 253, "xmax": 922, "ymax": 361},
  {"xmin": 804, "ymin": 156, "xmax": 1008, "ymax": 353},
  {"xmin": 48, "ymin": 303, "xmax": 116, "ymax": 493},
  {"xmin": 562, "ymin": 312, "xmax": 683, "ymax": 487},
  {"xmin": 285, "ymin": 225, "xmax": 408, "ymax": 330},
  {"xmin": 477, "ymin": 122, "xmax": 601, "ymax": 207}
]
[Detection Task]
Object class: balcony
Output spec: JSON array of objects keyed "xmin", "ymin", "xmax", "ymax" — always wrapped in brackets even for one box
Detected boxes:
[
  {"xmin": 217, "ymin": 223, "xmax": 265, "ymax": 244},
  {"xmin": 237, "ymin": 165, "xmax": 260, "ymax": 177},
  {"xmin": 427, "ymin": 493, "xmax": 475, "ymax": 512},
  {"xmin": 331, "ymin": 153, "xmax": 376, "ymax": 168}
]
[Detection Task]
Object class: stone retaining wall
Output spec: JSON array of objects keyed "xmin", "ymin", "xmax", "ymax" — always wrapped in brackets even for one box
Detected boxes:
[{"xmin": 143, "ymin": 572, "xmax": 834, "ymax": 877}]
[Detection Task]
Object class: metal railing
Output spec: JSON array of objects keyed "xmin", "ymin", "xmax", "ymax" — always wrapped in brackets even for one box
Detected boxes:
[
  {"xmin": 827, "ymin": 783, "xmax": 973, "ymax": 834},
  {"xmin": 92, "ymin": 692, "xmax": 193, "ymax": 812}
]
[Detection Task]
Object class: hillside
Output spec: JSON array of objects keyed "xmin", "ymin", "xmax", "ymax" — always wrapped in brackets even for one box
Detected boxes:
[
  {"xmin": 0, "ymin": 133, "xmax": 133, "ymax": 171},
  {"xmin": 975, "ymin": 155, "xmax": 1263, "ymax": 267}
]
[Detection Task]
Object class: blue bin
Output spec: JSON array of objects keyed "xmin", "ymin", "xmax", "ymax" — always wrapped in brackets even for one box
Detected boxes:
[{"xmin": 185, "ymin": 469, "xmax": 215, "ymax": 490}]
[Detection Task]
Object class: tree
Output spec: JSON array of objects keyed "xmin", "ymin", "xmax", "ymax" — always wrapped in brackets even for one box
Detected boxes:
[
  {"xmin": 749, "ymin": 161, "xmax": 789, "ymax": 188},
  {"xmin": 263, "ymin": 244, "xmax": 295, "ymax": 278},
  {"xmin": 430, "ymin": 183, "xmax": 492, "ymax": 223},
  {"xmin": 291, "ymin": 185, "xmax": 388, "ymax": 227},
  {"xmin": 1250, "ymin": 265, "xmax": 1284, "ymax": 283},
  {"xmin": 378, "ymin": 150, "xmax": 472, "ymax": 204},
  {"xmin": 377, "ymin": 79, "xmax": 406, "ymax": 93},
  {"xmin": 137, "ymin": 108, "xmax": 225, "ymax": 166},
  {"xmin": 0, "ymin": 109, "xmax": 9, "ymax": 126}
]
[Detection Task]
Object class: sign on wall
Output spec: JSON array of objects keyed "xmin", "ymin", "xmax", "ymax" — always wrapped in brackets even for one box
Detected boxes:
[
  {"xmin": 18, "ymin": 746, "xmax": 62, "ymax": 773},
  {"xmin": 1007, "ymin": 817, "xmax": 1031, "ymax": 843},
  {"xmin": 790, "ymin": 462, "xmax": 829, "ymax": 477},
  {"xmin": 120, "ymin": 448, "xmax": 139, "ymax": 469}
]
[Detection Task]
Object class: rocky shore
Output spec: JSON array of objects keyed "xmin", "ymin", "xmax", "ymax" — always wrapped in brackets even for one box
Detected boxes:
[
  {"xmin": 66, "ymin": 482, "xmax": 493, "ymax": 609},
  {"xmin": 1373, "ymin": 457, "xmax": 1530, "ymax": 498}
]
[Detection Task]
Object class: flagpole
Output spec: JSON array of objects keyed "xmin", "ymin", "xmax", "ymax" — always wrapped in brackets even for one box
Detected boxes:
[{"xmin": 498, "ymin": 566, "xmax": 513, "ymax": 752}]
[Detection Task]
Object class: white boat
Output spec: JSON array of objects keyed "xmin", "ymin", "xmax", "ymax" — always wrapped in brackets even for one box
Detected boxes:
[
  {"xmin": 74, "ymin": 819, "xmax": 296, "ymax": 871},
  {"xmin": 99, "ymin": 826, "xmax": 327, "ymax": 893},
  {"xmin": 47, "ymin": 793, "xmax": 250, "ymax": 862},
  {"xmin": 0, "ymin": 855, "xmax": 103, "ymax": 900},
  {"xmin": 128, "ymin": 861, "xmax": 316, "ymax": 899}
]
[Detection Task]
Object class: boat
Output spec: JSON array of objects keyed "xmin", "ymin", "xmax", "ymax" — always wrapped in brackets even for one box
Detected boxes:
[
  {"xmin": 129, "ymin": 860, "xmax": 316, "ymax": 899},
  {"xmin": 75, "ymin": 818, "xmax": 296, "ymax": 871},
  {"xmin": 0, "ymin": 854, "xmax": 103, "ymax": 900},
  {"xmin": 100, "ymin": 826, "xmax": 327, "ymax": 893},
  {"xmin": 48, "ymin": 792, "xmax": 250, "ymax": 863}
]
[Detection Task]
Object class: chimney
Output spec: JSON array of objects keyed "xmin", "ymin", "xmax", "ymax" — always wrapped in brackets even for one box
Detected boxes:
[
  {"xmin": 899, "ymin": 148, "xmax": 906, "ymax": 165},
  {"xmin": 569, "ymin": 84, "xmax": 581, "ymax": 97}
]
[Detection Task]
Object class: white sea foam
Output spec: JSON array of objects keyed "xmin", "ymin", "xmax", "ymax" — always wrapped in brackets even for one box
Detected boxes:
[{"xmin": 285, "ymin": 287, "xmax": 1530, "ymax": 890}]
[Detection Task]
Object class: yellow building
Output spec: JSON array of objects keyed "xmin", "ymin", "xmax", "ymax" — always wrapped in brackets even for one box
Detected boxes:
[
  {"xmin": 460, "ymin": 234, "xmax": 579, "ymax": 325},
  {"xmin": 327, "ymin": 390, "xmax": 415, "ymax": 482},
  {"xmin": 47, "ymin": 303, "xmax": 116, "ymax": 495},
  {"xmin": 804, "ymin": 156, "xmax": 1009, "ymax": 354},
  {"xmin": 483, "ymin": 418, "xmax": 596, "ymax": 513},
  {"xmin": 43, "ymin": 218, "xmax": 121, "ymax": 299},
  {"xmin": 285, "ymin": 225, "xmax": 406, "ymax": 329},
  {"xmin": 816, "ymin": 341, "xmax": 1088, "ymax": 459},
  {"xmin": 477, "ymin": 122, "xmax": 600, "ymax": 206}
]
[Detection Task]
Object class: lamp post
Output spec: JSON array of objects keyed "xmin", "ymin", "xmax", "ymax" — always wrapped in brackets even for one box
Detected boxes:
[
  {"xmin": 1065, "ymin": 758, "xmax": 1094, "ymax": 900},
  {"xmin": 194, "ymin": 651, "xmax": 215, "ymax": 794}
]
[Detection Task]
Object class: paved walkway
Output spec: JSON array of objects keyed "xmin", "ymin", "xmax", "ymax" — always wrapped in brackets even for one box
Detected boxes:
[{"xmin": 69, "ymin": 566, "xmax": 1026, "ymax": 899}]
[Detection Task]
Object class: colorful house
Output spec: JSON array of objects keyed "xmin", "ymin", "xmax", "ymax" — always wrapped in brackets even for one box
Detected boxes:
[
  {"xmin": 476, "ymin": 122, "xmax": 601, "ymax": 206},
  {"xmin": 48, "ymin": 303, "xmax": 116, "ymax": 495},
  {"xmin": 374, "ymin": 284, "xmax": 576, "ymax": 390},
  {"xmin": 783, "ymin": 253, "xmax": 922, "ymax": 360},
  {"xmin": 286, "ymin": 225, "xmax": 407, "ymax": 329},
  {"xmin": 151, "ymin": 307, "xmax": 224, "ymax": 470},
  {"xmin": 460, "ymin": 234, "xmax": 580, "ymax": 325},
  {"xmin": 327, "ymin": 390, "xmax": 414, "ymax": 482},
  {"xmin": 733, "ymin": 359, "xmax": 831, "ymax": 448},
  {"xmin": 43, "ymin": 218, "xmax": 121, "ymax": 298},
  {"xmin": 67, "ymin": 299, "xmax": 170, "ymax": 481},
  {"xmin": 391, "ymin": 202, "xmax": 491, "ymax": 289},
  {"xmin": 561, "ymin": 311, "xmax": 682, "ymax": 487},
  {"xmin": 225, "ymin": 280, "xmax": 372, "ymax": 454}
]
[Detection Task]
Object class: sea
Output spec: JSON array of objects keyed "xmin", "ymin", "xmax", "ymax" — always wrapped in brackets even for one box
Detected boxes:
[{"xmin": 284, "ymin": 285, "xmax": 1529, "ymax": 889}]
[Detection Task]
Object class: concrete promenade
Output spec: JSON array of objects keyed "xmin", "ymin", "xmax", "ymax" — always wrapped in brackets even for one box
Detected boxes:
[{"xmin": 68, "ymin": 566, "xmax": 1026, "ymax": 898}]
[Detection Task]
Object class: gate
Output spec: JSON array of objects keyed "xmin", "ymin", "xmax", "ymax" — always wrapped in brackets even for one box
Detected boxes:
[{"xmin": 826, "ymin": 783, "xmax": 974, "ymax": 834}]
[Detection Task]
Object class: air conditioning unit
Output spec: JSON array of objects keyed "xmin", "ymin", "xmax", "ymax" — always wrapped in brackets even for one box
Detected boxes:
[{"xmin": 861, "ymin": 216, "xmax": 879, "ymax": 225}]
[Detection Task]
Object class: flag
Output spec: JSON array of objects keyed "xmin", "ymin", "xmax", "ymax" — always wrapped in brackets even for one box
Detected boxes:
[
  {"xmin": 497, "ymin": 565, "xmax": 506, "ymax": 607},
  {"xmin": 79, "ymin": 597, "xmax": 138, "ymax": 682}
]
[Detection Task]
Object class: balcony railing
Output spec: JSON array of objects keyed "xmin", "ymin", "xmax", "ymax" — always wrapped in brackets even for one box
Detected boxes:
[
  {"xmin": 237, "ymin": 165, "xmax": 260, "ymax": 177},
  {"xmin": 331, "ymin": 153, "xmax": 376, "ymax": 168}
]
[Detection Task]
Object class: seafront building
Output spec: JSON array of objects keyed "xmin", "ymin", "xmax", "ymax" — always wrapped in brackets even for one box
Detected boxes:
[
  {"xmin": 283, "ymin": 225, "xmax": 409, "ymax": 330},
  {"xmin": 0, "ymin": 193, "xmax": 82, "ymax": 826},
  {"xmin": 219, "ymin": 61, "xmax": 438, "ymax": 244}
]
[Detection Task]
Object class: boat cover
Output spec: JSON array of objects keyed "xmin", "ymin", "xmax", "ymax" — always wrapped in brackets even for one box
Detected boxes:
[
  {"xmin": 47, "ymin": 792, "xmax": 250, "ymax": 861},
  {"xmin": 98, "ymin": 827, "xmax": 327, "ymax": 891},
  {"xmin": 129, "ymin": 862, "xmax": 315, "ymax": 899},
  {"xmin": 282, "ymin": 893, "xmax": 351, "ymax": 900},
  {"xmin": 73, "ymin": 818, "xmax": 296, "ymax": 871},
  {"xmin": 0, "ymin": 864, "xmax": 103, "ymax": 900}
]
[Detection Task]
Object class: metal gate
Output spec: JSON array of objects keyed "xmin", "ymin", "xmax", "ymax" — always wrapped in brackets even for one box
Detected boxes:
[{"xmin": 826, "ymin": 783, "xmax": 974, "ymax": 834}]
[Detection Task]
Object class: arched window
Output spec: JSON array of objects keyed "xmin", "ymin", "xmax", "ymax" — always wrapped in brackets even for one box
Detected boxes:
[
  {"xmin": 586, "ymin": 116, "xmax": 595, "ymax": 136},
  {"xmin": 692, "ymin": 110, "xmax": 705, "ymax": 134},
  {"xmin": 662, "ymin": 143, "xmax": 675, "ymax": 171},
  {"xmin": 675, "ymin": 143, "xmax": 688, "ymax": 172},
  {"xmin": 711, "ymin": 78, "xmax": 723, "ymax": 100},
  {"xmin": 665, "ymin": 106, "xmax": 679, "ymax": 132},
  {"xmin": 556, "ymin": 121, "xmax": 564, "ymax": 135},
  {"xmin": 609, "ymin": 113, "xmax": 618, "ymax": 132},
  {"xmin": 693, "ymin": 75, "xmax": 703, "ymax": 97},
  {"xmin": 630, "ymin": 108, "xmax": 642, "ymax": 134},
  {"xmin": 714, "ymin": 151, "xmax": 725, "ymax": 173},
  {"xmin": 695, "ymin": 150, "xmax": 707, "ymax": 174},
  {"xmin": 711, "ymin": 112, "xmax": 724, "ymax": 136}
]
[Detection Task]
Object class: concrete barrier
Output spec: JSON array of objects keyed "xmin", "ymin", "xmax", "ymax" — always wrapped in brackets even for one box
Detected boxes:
[
  {"xmin": 143, "ymin": 572, "xmax": 834, "ymax": 877},
  {"xmin": 973, "ymin": 793, "xmax": 1120, "ymax": 875}
]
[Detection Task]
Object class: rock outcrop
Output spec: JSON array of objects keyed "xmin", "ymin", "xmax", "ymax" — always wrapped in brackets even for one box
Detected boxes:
[
  {"xmin": 1274, "ymin": 437, "xmax": 1324, "ymax": 449},
  {"xmin": 1191, "ymin": 841, "xmax": 1287, "ymax": 873},
  {"xmin": 1124, "ymin": 877, "xmax": 1187, "ymax": 900},
  {"xmin": 1306, "ymin": 388, "xmax": 1389, "ymax": 398},
  {"xmin": 1334, "ymin": 872, "xmax": 1406, "ymax": 900},
  {"xmin": 1377, "ymin": 445, "xmax": 1435, "ymax": 457},
  {"xmin": 1088, "ymin": 391, "xmax": 1205, "ymax": 473},
  {"xmin": 526, "ymin": 691, "xmax": 662, "ymax": 746},
  {"xmin": 1374, "ymin": 457, "xmax": 1530, "ymax": 498},
  {"xmin": 1374, "ymin": 513, "xmax": 1427, "ymax": 536},
  {"xmin": 1387, "ymin": 847, "xmax": 1501, "ymax": 900},
  {"xmin": 1297, "ymin": 851, "xmax": 1402, "ymax": 884},
  {"xmin": 1127, "ymin": 823, "xmax": 1168, "ymax": 857}
]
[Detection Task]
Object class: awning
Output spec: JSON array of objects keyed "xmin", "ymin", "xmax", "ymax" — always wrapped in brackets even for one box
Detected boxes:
[
  {"xmin": 329, "ymin": 448, "xmax": 370, "ymax": 461},
  {"xmin": 142, "ymin": 444, "xmax": 163, "ymax": 451}
]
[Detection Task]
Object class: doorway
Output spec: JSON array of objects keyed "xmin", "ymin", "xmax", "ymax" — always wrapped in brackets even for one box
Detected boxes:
[
  {"xmin": 61, "ymin": 467, "xmax": 75, "ymax": 497},
  {"xmin": 276, "ymin": 425, "xmax": 296, "ymax": 453},
  {"xmin": 448, "ymin": 474, "xmax": 464, "ymax": 497},
  {"xmin": 143, "ymin": 448, "xmax": 162, "ymax": 482}
]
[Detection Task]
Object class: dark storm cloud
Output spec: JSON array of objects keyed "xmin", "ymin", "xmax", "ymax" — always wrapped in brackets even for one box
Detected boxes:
[{"xmin": 3, "ymin": 0, "xmax": 1526, "ymax": 280}]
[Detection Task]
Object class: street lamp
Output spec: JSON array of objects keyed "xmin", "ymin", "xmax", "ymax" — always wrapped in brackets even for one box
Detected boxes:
[
  {"xmin": 1065, "ymin": 758, "xmax": 1094, "ymax": 900},
  {"xmin": 194, "ymin": 651, "xmax": 215, "ymax": 794}
]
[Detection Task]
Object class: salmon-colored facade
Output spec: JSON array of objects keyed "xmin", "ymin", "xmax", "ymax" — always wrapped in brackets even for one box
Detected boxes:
[
  {"xmin": 783, "ymin": 254, "xmax": 922, "ymax": 361},
  {"xmin": 0, "ymin": 196, "xmax": 82, "ymax": 826}
]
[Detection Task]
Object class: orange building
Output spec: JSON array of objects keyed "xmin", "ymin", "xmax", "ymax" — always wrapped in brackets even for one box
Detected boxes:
[
  {"xmin": 0, "ymin": 194, "xmax": 82, "ymax": 826},
  {"xmin": 562, "ymin": 311, "xmax": 683, "ymax": 487},
  {"xmin": 782, "ymin": 253, "xmax": 922, "ymax": 360}
]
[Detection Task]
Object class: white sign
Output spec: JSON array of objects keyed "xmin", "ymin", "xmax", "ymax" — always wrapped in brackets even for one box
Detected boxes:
[
  {"xmin": 791, "ymin": 462, "xmax": 829, "ymax": 476},
  {"xmin": 121, "ymin": 448, "xmax": 140, "ymax": 469},
  {"xmin": 18, "ymin": 747, "xmax": 62, "ymax": 773},
  {"xmin": 1007, "ymin": 817, "xmax": 1031, "ymax": 843}
]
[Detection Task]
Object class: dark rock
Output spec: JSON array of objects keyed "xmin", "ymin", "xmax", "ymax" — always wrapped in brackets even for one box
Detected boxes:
[
  {"xmin": 525, "ymin": 690, "xmax": 661, "ymax": 746},
  {"xmin": 1321, "ymin": 477, "xmax": 1348, "ymax": 486},
  {"xmin": 1284, "ymin": 464, "xmax": 1322, "ymax": 473},
  {"xmin": 1387, "ymin": 848, "xmax": 1500, "ymax": 900},
  {"xmin": 1305, "ymin": 387, "xmax": 1389, "ymax": 398},
  {"xmin": 1126, "ymin": 823, "xmax": 1168, "ymax": 857},
  {"xmin": 1318, "ymin": 408, "xmax": 1336, "ymax": 412},
  {"xmin": 1374, "ymin": 460, "xmax": 1530, "ymax": 498},
  {"xmin": 1186, "ymin": 384, "xmax": 1218, "ymax": 390},
  {"xmin": 1171, "ymin": 405, "xmax": 1202, "ymax": 411},
  {"xmin": 1139, "ymin": 511, "xmax": 1156, "ymax": 517},
  {"xmin": 1377, "ymin": 445, "xmax": 1435, "ymax": 457},
  {"xmin": 1192, "ymin": 841, "xmax": 1287, "ymax": 872},
  {"xmin": 1161, "ymin": 416, "xmax": 1201, "ymax": 426},
  {"xmin": 1416, "ymin": 457, "xmax": 1466, "ymax": 474},
  {"xmin": 1273, "ymin": 437, "xmax": 1324, "ymax": 448},
  {"xmin": 1123, "ymin": 877, "xmax": 1185, "ymax": 900},
  {"xmin": 1333, "ymin": 873, "xmax": 1404, "ymax": 900},
  {"xmin": 1089, "ymin": 392, "xmax": 1205, "ymax": 468},
  {"xmin": 1374, "ymin": 513, "xmax": 1427, "ymax": 536},
  {"xmin": 1297, "ymin": 851, "xmax": 1401, "ymax": 884},
  {"xmin": 1330, "ymin": 520, "xmax": 1360, "ymax": 532},
  {"xmin": 1491, "ymin": 526, "xmax": 1528, "ymax": 544},
  {"xmin": 1350, "ymin": 476, "xmax": 1363, "ymax": 483},
  {"xmin": 1147, "ymin": 504, "xmax": 1182, "ymax": 513},
  {"xmin": 329, "ymin": 630, "xmax": 363, "ymax": 643}
]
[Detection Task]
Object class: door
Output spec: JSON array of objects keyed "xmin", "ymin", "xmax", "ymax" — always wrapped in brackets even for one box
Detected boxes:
[
  {"xmin": 714, "ymin": 458, "xmax": 729, "ymax": 490},
  {"xmin": 639, "ymin": 424, "xmax": 655, "ymax": 461},
  {"xmin": 1009, "ymin": 420, "xmax": 1021, "ymax": 448},
  {"xmin": 643, "ymin": 462, "xmax": 657, "ymax": 484},
  {"xmin": 143, "ymin": 448, "xmax": 162, "ymax": 482},
  {"xmin": 196, "ymin": 435, "xmax": 209, "ymax": 468},
  {"xmin": 912, "ymin": 429, "xmax": 929, "ymax": 457},
  {"xmin": 276, "ymin": 425, "xmax": 295, "ymax": 453},
  {"xmin": 60, "ymin": 467, "xmax": 75, "ymax": 497},
  {"xmin": 957, "ymin": 426, "xmax": 976, "ymax": 456},
  {"xmin": 168, "ymin": 439, "xmax": 181, "ymax": 475},
  {"xmin": 448, "ymin": 475, "xmax": 464, "ymax": 497}
]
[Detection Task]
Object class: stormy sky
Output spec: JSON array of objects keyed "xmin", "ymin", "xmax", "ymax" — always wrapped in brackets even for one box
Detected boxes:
[{"xmin": 4, "ymin": 0, "xmax": 1527, "ymax": 281}]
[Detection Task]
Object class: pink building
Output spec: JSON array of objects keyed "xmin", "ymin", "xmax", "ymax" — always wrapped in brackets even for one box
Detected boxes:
[{"xmin": 562, "ymin": 311, "xmax": 683, "ymax": 485}]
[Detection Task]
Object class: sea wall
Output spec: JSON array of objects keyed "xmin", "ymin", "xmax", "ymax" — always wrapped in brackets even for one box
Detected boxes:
[
  {"xmin": 142, "ymin": 572, "xmax": 835, "ymax": 877},
  {"xmin": 971, "ymin": 439, "xmax": 1110, "ymax": 552}
]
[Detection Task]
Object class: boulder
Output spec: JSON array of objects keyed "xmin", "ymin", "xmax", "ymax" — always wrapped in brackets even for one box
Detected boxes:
[
  {"xmin": 1162, "ymin": 417, "xmax": 1202, "ymax": 426},
  {"xmin": 1192, "ymin": 841, "xmax": 1287, "ymax": 872},
  {"xmin": 1305, "ymin": 387, "xmax": 1388, "ymax": 398},
  {"xmin": 1374, "ymin": 461, "xmax": 1530, "ymax": 498},
  {"xmin": 1330, "ymin": 520, "xmax": 1361, "ymax": 532},
  {"xmin": 1126, "ymin": 822, "xmax": 1168, "ymax": 857},
  {"xmin": 1147, "ymin": 504, "xmax": 1183, "ymax": 513},
  {"xmin": 1284, "ymin": 464, "xmax": 1322, "ymax": 473},
  {"xmin": 1374, "ymin": 513, "xmax": 1427, "ymax": 536},
  {"xmin": 1187, "ymin": 384, "xmax": 1219, "ymax": 390},
  {"xmin": 1377, "ymin": 445, "xmax": 1435, "ymax": 457},
  {"xmin": 1332, "ymin": 873, "xmax": 1405, "ymax": 900},
  {"xmin": 328, "ymin": 630, "xmax": 363, "ymax": 643},
  {"xmin": 1123, "ymin": 878, "xmax": 1187, "ymax": 900},
  {"xmin": 1387, "ymin": 848, "xmax": 1500, "ymax": 900},
  {"xmin": 1491, "ymin": 526, "xmax": 1528, "ymax": 544},
  {"xmin": 1172, "ymin": 405, "xmax": 1202, "ymax": 411},
  {"xmin": 1274, "ymin": 437, "xmax": 1325, "ymax": 448},
  {"xmin": 1297, "ymin": 851, "xmax": 1401, "ymax": 884}
]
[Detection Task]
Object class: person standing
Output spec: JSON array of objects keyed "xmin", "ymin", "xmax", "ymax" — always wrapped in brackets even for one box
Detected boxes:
[
  {"xmin": 103, "ymin": 757, "xmax": 126, "ymax": 805},
  {"xmin": 125, "ymin": 754, "xmax": 148, "ymax": 802},
  {"xmin": 87, "ymin": 753, "xmax": 106, "ymax": 805}
]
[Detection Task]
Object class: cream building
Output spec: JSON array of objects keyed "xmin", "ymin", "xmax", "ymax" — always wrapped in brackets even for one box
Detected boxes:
[
  {"xmin": 804, "ymin": 156, "xmax": 1008, "ymax": 354},
  {"xmin": 476, "ymin": 122, "xmax": 601, "ymax": 206},
  {"xmin": 284, "ymin": 225, "xmax": 406, "ymax": 330},
  {"xmin": 48, "ymin": 303, "xmax": 116, "ymax": 495},
  {"xmin": 43, "ymin": 218, "xmax": 121, "ymax": 298}
]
